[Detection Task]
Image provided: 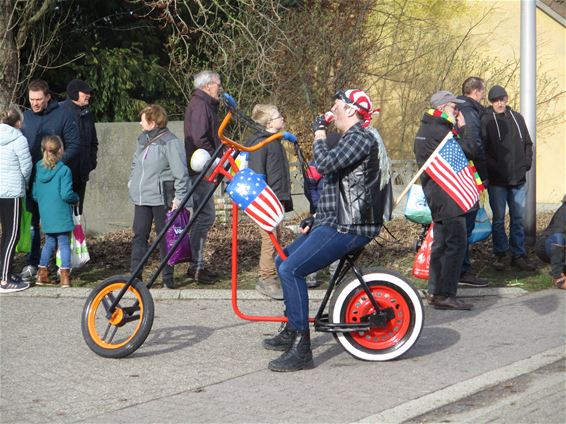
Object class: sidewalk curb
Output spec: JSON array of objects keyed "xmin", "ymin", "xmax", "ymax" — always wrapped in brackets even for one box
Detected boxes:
[
  {"xmin": 4, "ymin": 286, "xmax": 528, "ymax": 300},
  {"xmin": 354, "ymin": 345, "xmax": 566, "ymax": 423}
]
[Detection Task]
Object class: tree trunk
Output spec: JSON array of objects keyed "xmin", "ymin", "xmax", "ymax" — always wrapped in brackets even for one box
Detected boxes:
[{"xmin": 0, "ymin": 0, "xmax": 19, "ymax": 109}]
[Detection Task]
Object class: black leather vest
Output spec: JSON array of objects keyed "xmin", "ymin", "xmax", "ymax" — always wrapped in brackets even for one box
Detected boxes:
[{"xmin": 336, "ymin": 141, "xmax": 392, "ymax": 226}]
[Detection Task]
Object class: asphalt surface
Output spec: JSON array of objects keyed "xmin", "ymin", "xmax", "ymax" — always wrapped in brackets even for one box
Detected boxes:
[{"xmin": 1, "ymin": 286, "xmax": 565, "ymax": 423}]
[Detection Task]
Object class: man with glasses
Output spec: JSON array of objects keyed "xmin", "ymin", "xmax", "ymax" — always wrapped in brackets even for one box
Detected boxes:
[
  {"xmin": 414, "ymin": 91, "xmax": 478, "ymax": 311},
  {"xmin": 481, "ymin": 85, "xmax": 534, "ymax": 271},
  {"xmin": 184, "ymin": 70, "xmax": 223, "ymax": 284}
]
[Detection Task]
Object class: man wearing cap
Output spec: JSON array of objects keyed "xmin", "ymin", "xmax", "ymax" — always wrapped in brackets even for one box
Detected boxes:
[
  {"xmin": 262, "ymin": 89, "xmax": 392, "ymax": 372},
  {"xmin": 414, "ymin": 90, "xmax": 480, "ymax": 311},
  {"xmin": 60, "ymin": 79, "xmax": 99, "ymax": 214},
  {"xmin": 481, "ymin": 85, "xmax": 534, "ymax": 271},
  {"xmin": 20, "ymin": 79, "xmax": 80, "ymax": 282}
]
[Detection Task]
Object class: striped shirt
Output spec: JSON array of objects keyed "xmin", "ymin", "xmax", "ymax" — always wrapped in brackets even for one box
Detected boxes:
[{"xmin": 312, "ymin": 122, "xmax": 382, "ymax": 238}]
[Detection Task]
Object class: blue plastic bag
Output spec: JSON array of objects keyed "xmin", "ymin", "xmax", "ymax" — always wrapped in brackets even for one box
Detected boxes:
[{"xmin": 469, "ymin": 207, "xmax": 491, "ymax": 244}]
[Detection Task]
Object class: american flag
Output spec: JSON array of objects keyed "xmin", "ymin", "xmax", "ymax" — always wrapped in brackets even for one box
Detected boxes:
[
  {"xmin": 226, "ymin": 168, "xmax": 284, "ymax": 232},
  {"xmin": 425, "ymin": 137, "xmax": 480, "ymax": 212}
]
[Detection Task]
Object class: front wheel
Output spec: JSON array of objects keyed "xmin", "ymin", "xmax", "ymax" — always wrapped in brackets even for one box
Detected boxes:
[
  {"xmin": 81, "ymin": 275, "xmax": 154, "ymax": 358},
  {"xmin": 329, "ymin": 268, "xmax": 424, "ymax": 361}
]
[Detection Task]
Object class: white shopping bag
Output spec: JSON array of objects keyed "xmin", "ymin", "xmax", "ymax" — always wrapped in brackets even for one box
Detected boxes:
[{"xmin": 56, "ymin": 211, "xmax": 90, "ymax": 268}]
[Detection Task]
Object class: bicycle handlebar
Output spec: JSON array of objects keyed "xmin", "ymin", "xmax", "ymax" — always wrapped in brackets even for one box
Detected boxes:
[{"xmin": 218, "ymin": 93, "xmax": 297, "ymax": 152}]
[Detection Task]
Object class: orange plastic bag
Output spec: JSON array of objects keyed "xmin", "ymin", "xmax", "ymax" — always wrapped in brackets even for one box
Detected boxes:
[{"xmin": 412, "ymin": 223, "xmax": 434, "ymax": 280}]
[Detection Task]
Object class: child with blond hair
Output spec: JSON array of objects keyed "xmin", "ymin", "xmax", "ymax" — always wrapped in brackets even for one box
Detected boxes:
[{"xmin": 32, "ymin": 135, "xmax": 79, "ymax": 287}]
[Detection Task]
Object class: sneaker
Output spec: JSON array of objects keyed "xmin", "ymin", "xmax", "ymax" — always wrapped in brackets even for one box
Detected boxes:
[
  {"xmin": 20, "ymin": 265, "xmax": 38, "ymax": 282},
  {"xmin": 492, "ymin": 255, "xmax": 505, "ymax": 271},
  {"xmin": 256, "ymin": 277, "xmax": 284, "ymax": 300},
  {"xmin": 459, "ymin": 272, "xmax": 489, "ymax": 287},
  {"xmin": 0, "ymin": 278, "xmax": 30, "ymax": 293}
]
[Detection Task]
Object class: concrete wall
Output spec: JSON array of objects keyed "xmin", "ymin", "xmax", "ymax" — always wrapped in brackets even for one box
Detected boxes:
[{"xmin": 82, "ymin": 121, "xmax": 418, "ymax": 234}]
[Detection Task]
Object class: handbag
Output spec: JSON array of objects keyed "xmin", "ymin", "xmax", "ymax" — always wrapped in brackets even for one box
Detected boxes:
[
  {"xmin": 165, "ymin": 208, "xmax": 192, "ymax": 266},
  {"xmin": 56, "ymin": 210, "xmax": 90, "ymax": 268},
  {"xmin": 468, "ymin": 207, "xmax": 492, "ymax": 244},
  {"xmin": 15, "ymin": 201, "xmax": 32, "ymax": 253},
  {"xmin": 412, "ymin": 223, "xmax": 434, "ymax": 280},
  {"xmin": 404, "ymin": 185, "xmax": 432, "ymax": 225}
]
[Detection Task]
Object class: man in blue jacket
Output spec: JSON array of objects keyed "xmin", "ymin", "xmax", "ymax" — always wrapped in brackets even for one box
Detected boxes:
[
  {"xmin": 60, "ymin": 79, "xmax": 99, "ymax": 214},
  {"xmin": 20, "ymin": 79, "xmax": 80, "ymax": 282}
]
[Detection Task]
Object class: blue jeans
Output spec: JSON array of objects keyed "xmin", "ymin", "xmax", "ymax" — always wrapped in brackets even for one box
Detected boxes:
[
  {"xmin": 461, "ymin": 208, "xmax": 478, "ymax": 274},
  {"xmin": 488, "ymin": 184, "xmax": 527, "ymax": 257},
  {"xmin": 275, "ymin": 225, "xmax": 370, "ymax": 331},
  {"xmin": 40, "ymin": 233, "xmax": 71, "ymax": 269}
]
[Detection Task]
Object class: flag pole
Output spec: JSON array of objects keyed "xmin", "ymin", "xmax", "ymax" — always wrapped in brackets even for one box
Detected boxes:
[{"xmin": 393, "ymin": 131, "xmax": 453, "ymax": 209}]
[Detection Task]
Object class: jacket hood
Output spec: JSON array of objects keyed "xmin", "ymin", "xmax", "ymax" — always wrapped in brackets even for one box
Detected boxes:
[
  {"xmin": 36, "ymin": 161, "xmax": 65, "ymax": 183},
  {"xmin": 0, "ymin": 123, "xmax": 24, "ymax": 146}
]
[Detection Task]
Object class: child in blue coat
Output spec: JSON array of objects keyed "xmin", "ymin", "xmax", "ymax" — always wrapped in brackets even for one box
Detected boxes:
[{"xmin": 32, "ymin": 135, "xmax": 79, "ymax": 287}]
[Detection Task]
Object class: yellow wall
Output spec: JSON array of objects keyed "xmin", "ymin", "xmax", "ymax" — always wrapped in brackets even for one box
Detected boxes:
[{"xmin": 467, "ymin": 0, "xmax": 565, "ymax": 204}]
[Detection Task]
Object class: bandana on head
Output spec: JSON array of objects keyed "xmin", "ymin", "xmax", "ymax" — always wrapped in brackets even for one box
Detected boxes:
[{"xmin": 335, "ymin": 89, "xmax": 380, "ymax": 128}]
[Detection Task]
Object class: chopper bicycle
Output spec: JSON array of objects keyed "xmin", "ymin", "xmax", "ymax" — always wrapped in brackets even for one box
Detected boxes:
[{"xmin": 81, "ymin": 93, "xmax": 424, "ymax": 361}]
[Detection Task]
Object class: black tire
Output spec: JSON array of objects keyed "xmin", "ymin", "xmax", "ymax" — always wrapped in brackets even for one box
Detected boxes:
[
  {"xmin": 81, "ymin": 275, "xmax": 154, "ymax": 358},
  {"xmin": 329, "ymin": 268, "xmax": 424, "ymax": 361}
]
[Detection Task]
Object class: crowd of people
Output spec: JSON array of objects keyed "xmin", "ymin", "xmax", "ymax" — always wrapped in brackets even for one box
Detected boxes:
[{"xmin": 0, "ymin": 74, "xmax": 564, "ymax": 367}]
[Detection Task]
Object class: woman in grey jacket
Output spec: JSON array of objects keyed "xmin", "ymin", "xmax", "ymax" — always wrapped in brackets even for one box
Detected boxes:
[
  {"xmin": 128, "ymin": 105, "xmax": 190, "ymax": 289},
  {"xmin": 0, "ymin": 105, "xmax": 33, "ymax": 292}
]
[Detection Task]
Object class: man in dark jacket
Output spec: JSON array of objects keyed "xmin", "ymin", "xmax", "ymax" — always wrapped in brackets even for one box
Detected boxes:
[
  {"xmin": 20, "ymin": 79, "xmax": 80, "ymax": 282},
  {"xmin": 481, "ymin": 85, "xmax": 534, "ymax": 271},
  {"xmin": 60, "ymin": 79, "xmax": 99, "ymax": 214},
  {"xmin": 456, "ymin": 77, "xmax": 489, "ymax": 287},
  {"xmin": 414, "ymin": 90, "xmax": 479, "ymax": 310},
  {"xmin": 183, "ymin": 70, "xmax": 222, "ymax": 284}
]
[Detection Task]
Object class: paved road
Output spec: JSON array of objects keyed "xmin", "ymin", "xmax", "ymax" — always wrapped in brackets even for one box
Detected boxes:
[{"xmin": 1, "ymin": 288, "xmax": 565, "ymax": 423}]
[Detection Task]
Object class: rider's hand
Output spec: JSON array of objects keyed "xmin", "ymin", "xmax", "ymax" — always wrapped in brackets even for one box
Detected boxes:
[
  {"xmin": 171, "ymin": 199, "xmax": 179, "ymax": 210},
  {"xmin": 310, "ymin": 115, "xmax": 328, "ymax": 134},
  {"xmin": 299, "ymin": 216, "xmax": 315, "ymax": 234}
]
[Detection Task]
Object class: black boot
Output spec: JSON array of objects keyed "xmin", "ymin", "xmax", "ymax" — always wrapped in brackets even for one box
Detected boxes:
[
  {"xmin": 268, "ymin": 330, "xmax": 314, "ymax": 372},
  {"xmin": 263, "ymin": 323, "xmax": 295, "ymax": 351}
]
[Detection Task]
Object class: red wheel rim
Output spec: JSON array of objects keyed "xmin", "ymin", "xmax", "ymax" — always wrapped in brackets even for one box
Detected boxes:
[{"xmin": 343, "ymin": 285, "xmax": 411, "ymax": 350}]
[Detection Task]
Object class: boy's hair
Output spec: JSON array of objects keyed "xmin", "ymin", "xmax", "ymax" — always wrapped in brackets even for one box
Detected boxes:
[
  {"xmin": 140, "ymin": 104, "xmax": 168, "ymax": 128},
  {"xmin": 41, "ymin": 135, "xmax": 63, "ymax": 169},
  {"xmin": 0, "ymin": 104, "xmax": 23, "ymax": 127},
  {"xmin": 251, "ymin": 104, "xmax": 279, "ymax": 127}
]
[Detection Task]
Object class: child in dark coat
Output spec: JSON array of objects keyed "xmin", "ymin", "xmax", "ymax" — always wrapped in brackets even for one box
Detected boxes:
[{"xmin": 32, "ymin": 135, "xmax": 79, "ymax": 287}]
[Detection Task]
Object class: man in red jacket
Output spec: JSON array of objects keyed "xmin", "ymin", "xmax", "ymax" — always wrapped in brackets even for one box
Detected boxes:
[{"xmin": 183, "ymin": 71, "xmax": 222, "ymax": 284}]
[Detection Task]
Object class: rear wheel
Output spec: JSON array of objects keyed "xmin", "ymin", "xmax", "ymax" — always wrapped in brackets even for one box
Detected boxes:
[
  {"xmin": 81, "ymin": 275, "xmax": 154, "ymax": 358},
  {"xmin": 329, "ymin": 269, "xmax": 424, "ymax": 361}
]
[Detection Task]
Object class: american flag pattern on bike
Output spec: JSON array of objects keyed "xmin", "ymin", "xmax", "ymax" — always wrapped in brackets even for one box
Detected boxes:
[{"xmin": 226, "ymin": 168, "xmax": 284, "ymax": 232}]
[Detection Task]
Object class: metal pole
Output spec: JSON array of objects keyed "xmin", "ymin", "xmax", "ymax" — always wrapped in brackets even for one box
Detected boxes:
[{"xmin": 521, "ymin": 0, "xmax": 537, "ymax": 245}]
